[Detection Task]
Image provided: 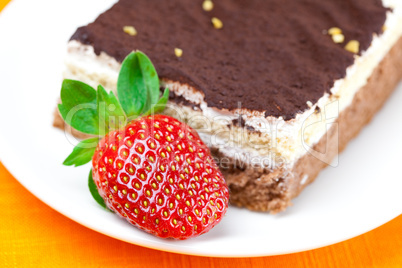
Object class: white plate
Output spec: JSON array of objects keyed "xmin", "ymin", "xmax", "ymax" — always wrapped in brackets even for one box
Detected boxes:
[{"xmin": 0, "ymin": 0, "xmax": 401, "ymax": 257}]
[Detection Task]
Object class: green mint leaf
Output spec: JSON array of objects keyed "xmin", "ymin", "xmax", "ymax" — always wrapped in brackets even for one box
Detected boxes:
[
  {"xmin": 117, "ymin": 51, "xmax": 160, "ymax": 118},
  {"xmin": 97, "ymin": 85, "xmax": 127, "ymax": 135},
  {"xmin": 117, "ymin": 52, "xmax": 146, "ymax": 117},
  {"xmin": 58, "ymin": 79, "xmax": 100, "ymax": 135},
  {"xmin": 144, "ymin": 88, "xmax": 170, "ymax": 116},
  {"xmin": 88, "ymin": 169, "xmax": 110, "ymax": 210},
  {"xmin": 63, "ymin": 138, "xmax": 99, "ymax": 167},
  {"xmin": 136, "ymin": 52, "xmax": 160, "ymax": 112}
]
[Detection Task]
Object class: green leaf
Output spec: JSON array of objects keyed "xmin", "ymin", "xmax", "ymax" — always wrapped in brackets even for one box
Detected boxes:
[
  {"xmin": 63, "ymin": 138, "xmax": 99, "ymax": 167},
  {"xmin": 97, "ymin": 85, "xmax": 127, "ymax": 135},
  {"xmin": 88, "ymin": 169, "xmax": 110, "ymax": 210},
  {"xmin": 137, "ymin": 52, "xmax": 160, "ymax": 112},
  {"xmin": 58, "ymin": 79, "xmax": 100, "ymax": 135},
  {"xmin": 117, "ymin": 51, "xmax": 160, "ymax": 118},
  {"xmin": 143, "ymin": 88, "xmax": 170, "ymax": 116}
]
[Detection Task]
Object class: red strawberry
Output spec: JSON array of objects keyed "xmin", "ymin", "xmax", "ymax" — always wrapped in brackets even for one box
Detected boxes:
[
  {"xmin": 59, "ymin": 51, "xmax": 230, "ymax": 239},
  {"xmin": 91, "ymin": 115, "xmax": 229, "ymax": 239}
]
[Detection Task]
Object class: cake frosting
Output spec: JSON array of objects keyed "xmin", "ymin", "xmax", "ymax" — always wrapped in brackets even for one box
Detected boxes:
[{"xmin": 69, "ymin": 0, "xmax": 388, "ymax": 119}]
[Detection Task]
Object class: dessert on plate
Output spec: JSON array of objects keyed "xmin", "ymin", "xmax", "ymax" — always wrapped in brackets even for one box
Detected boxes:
[{"xmin": 54, "ymin": 0, "xmax": 402, "ymax": 213}]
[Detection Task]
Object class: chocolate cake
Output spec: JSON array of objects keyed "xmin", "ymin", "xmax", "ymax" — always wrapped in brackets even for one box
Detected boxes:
[{"xmin": 55, "ymin": 0, "xmax": 402, "ymax": 212}]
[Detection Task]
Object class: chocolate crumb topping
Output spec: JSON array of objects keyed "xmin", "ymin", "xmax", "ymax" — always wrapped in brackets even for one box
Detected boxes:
[
  {"xmin": 168, "ymin": 91, "xmax": 200, "ymax": 110},
  {"xmin": 232, "ymin": 116, "xmax": 257, "ymax": 132},
  {"xmin": 71, "ymin": 0, "xmax": 388, "ymax": 120}
]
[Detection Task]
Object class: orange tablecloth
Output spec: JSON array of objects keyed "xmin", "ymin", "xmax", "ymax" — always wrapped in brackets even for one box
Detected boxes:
[{"xmin": 1, "ymin": 1, "xmax": 401, "ymax": 267}]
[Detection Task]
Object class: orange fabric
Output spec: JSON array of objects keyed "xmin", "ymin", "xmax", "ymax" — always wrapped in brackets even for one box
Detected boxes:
[
  {"xmin": 0, "ymin": 0, "xmax": 7, "ymax": 12},
  {"xmin": 1, "ymin": 162, "xmax": 402, "ymax": 267},
  {"xmin": 1, "ymin": 1, "xmax": 401, "ymax": 266}
]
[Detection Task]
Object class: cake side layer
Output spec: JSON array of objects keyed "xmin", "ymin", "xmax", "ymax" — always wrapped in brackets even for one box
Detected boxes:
[
  {"xmin": 226, "ymin": 36, "xmax": 402, "ymax": 212},
  {"xmin": 70, "ymin": 0, "xmax": 388, "ymax": 119}
]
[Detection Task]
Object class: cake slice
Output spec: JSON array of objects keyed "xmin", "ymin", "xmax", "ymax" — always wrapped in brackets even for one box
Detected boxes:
[{"xmin": 54, "ymin": 0, "xmax": 402, "ymax": 213}]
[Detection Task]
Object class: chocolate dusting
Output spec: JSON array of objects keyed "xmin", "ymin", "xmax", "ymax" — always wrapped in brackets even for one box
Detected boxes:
[{"xmin": 71, "ymin": 0, "xmax": 388, "ymax": 120}]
